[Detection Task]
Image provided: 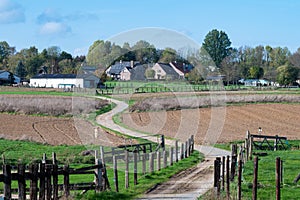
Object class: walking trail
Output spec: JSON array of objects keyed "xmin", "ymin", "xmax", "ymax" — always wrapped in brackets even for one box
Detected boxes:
[{"xmin": 96, "ymin": 97, "xmax": 230, "ymax": 200}]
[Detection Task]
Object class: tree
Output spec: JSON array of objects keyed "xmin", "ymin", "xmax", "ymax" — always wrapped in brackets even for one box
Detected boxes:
[
  {"xmin": 276, "ymin": 65, "xmax": 299, "ymax": 86},
  {"xmin": 0, "ymin": 41, "xmax": 15, "ymax": 69},
  {"xmin": 289, "ymin": 48, "xmax": 300, "ymax": 68},
  {"xmin": 249, "ymin": 66, "xmax": 264, "ymax": 79},
  {"xmin": 158, "ymin": 48, "xmax": 177, "ymax": 63},
  {"xmin": 221, "ymin": 48, "xmax": 240, "ymax": 84},
  {"xmin": 15, "ymin": 61, "xmax": 26, "ymax": 79},
  {"xmin": 145, "ymin": 68, "xmax": 155, "ymax": 79},
  {"xmin": 132, "ymin": 40, "xmax": 158, "ymax": 63},
  {"xmin": 47, "ymin": 46, "xmax": 61, "ymax": 73},
  {"xmin": 186, "ymin": 67, "xmax": 204, "ymax": 84},
  {"xmin": 202, "ymin": 29, "xmax": 232, "ymax": 68}
]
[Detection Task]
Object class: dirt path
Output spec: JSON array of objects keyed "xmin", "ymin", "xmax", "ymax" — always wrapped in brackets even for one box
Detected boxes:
[{"xmin": 96, "ymin": 96, "xmax": 230, "ymax": 199}]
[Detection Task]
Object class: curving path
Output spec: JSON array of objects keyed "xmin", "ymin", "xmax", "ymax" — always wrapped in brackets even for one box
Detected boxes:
[{"xmin": 96, "ymin": 96, "xmax": 230, "ymax": 199}]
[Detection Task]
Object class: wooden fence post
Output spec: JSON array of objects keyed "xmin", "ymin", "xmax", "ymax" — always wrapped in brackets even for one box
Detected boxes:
[
  {"xmin": 276, "ymin": 157, "xmax": 281, "ymax": 200},
  {"xmin": 18, "ymin": 164, "xmax": 26, "ymax": 200},
  {"xmin": 249, "ymin": 136, "xmax": 253, "ymax": 160},
  {"xmin": 222, "ymin": 156, "xmax": 225, "ymax": 191},
  {"xmin": 149, "ymin": 152, "xmax": 154, "ymax": 173},
  {"xmin": 52, "ymin": 163, "xmax": 58, "ymax": 200},
  {"xmin": 170, "ymin": 147, "xmax": 174, "ymax": 166},
  {"xmin": 45, "ymin": 164, "xmax": 52, "ymax": 200},
  {"xmin": 214, "ymin": 157, "xmax": 221, "ymax": 196},
  {"xmin": 180, "ymin": 143, "xmax": 184, "ymax": 160},
  {"xmin": 30, "ymin": 163, "xmax": 38, "ymax": 200},
  {"xmin": 191, "ymin": 135, "xmax": 194, "ymax": 153},
  {"xmin": 226, "ymin": 155, "xmax": 230, "ymax": 200},
  {"xmin": 113, "ymin": 155, "xmax": 119, "ymax": 192},
  {"xmin": 134, "ymin": 152, "xmax": 138, "ymax": 185},
  {"xmin": 157, "ymin": 151, "xmax": 161, "ymax": 171},
  {"xmin": 3, "ymin": 164, "xmax": 11, "ymax": 200},
  {"xmin": 230, "ymin": 144, "xmax": 237, "ymax": 181},
  {"xmin": 142, "ymin": 153, "xmax": 146, "ymax": 175},
  {"xmin": 39, "ymin": 162, "xmax": 45, "ymax": 200},
  {"xmin": 163, "ymin": 150, "xmax": 167, "ymax": 168},
  {"xmin": 238, "ymin": 160, "xmax": 242, "ymax": 200},
  {"xmin": 185, "ymin": 141, "xmax": 188, "ymax": 158},
  {"xmin": 63, "ymin": 165, "xmax": 70, "ymax": 198},
  {"xmin": 175, "ymin": 140, "xmax": 178, "ymax": 162},
  {"xmin": 125, "ymin": 151, "xmax": 129, "ymax": 189},
  {"xmin": 253, "ymin": 157, "xmax": 258, "ymax": 200}
]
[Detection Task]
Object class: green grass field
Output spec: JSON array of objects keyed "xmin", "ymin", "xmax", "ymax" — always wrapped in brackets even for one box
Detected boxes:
[
  {"xmin": 213, "ymin": 141, "xmax": 300, "ymax": 200},
  {"xmin": 0, "ymin": 138, "xmax": 202, "ymax": 199}
]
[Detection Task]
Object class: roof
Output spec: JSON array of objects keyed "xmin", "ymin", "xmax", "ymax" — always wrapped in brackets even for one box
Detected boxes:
[
  {"xmin": 130, "ymin": 64, "xmax": 150, "ymax": 80},
  {"xmin": 206, "ymin": 75, "xmax": 226, "ymax": 81},
  {"xmin": 31, "ymin": 74, "xmax": 77, "ymax": 79},
  {"xmin": 170, "ymin": 62, "xmax": 193, "ymax": 73},
  {"xmin": 107, "ymin": 61, "xmax": 140, "ymax": 75},
  {"xmin": 157, "ymin": 63, "xmax": 179, "ymax": 77},
  {"xmin": 108, "ymin": 62, "xmax": 131, "ymax": 75}
]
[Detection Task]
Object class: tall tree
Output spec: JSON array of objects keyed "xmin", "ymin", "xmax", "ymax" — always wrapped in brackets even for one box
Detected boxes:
[
  {"xmin": 15, "ymin": 61, "xmax": 26, "ymax": 79},
  {"xmin": 47, "ymin": 46, "xmax": 61, "ymax": 73},
  {"xmin": 202, "ymin": 29, "xmax": 232, "ymax": 68}
]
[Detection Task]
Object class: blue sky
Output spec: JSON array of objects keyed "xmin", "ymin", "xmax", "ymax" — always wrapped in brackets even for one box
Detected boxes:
[{"xmin": 1, "ymin": 0, "xmax": 299, "ymax": 56}]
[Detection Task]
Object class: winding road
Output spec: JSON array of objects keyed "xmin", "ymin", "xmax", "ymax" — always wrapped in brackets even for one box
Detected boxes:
[{"xmin": 96, "ymin": 96, "xmax": 230, "ymax": 200}]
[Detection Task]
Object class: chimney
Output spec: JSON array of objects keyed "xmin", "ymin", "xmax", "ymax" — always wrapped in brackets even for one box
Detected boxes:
[{"xmin": 130, "ymin": 60, "xmax": 134, "ymax": 68}]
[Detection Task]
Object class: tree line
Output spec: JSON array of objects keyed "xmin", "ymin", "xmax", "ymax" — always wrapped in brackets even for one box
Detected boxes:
[
  {"xmin": 0, "ymin": 42, "xmax": 85, "ymax": 80},
  {"xmin": 1, "ymin": 29, "xmax": 299, "ymax": 85}
]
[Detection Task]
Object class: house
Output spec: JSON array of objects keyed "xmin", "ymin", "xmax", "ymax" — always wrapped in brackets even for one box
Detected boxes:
[
  {"xmin": 0, "ymin": 70, "xmax": 20, "ymax": 85},
  {"xmin": 29, "ymin": 73, "xmax": 100, "ymax": 88},
  {"xmin": 152, "ymin": 63, "xmax": 180, "ymax": 80},
  {"xmin": 106, "ymin": 60, "xmax": 139, "ymax": 80},
  {"xmin": 130, "ymin": 64, "xmax": 152, "ymax": 81},
  {"xmin": 244, "ymin": 79, "xmax": 270, "ymax": 87},
  {"xmin": 169, "ymin": 61, "xmax": 193, "ymax": 77}
]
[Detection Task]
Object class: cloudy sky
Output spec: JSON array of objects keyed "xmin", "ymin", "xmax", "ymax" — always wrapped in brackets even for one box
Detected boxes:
[{"xmin": 1, "ymin": 0, "xmax": 299, "ymax": 56}]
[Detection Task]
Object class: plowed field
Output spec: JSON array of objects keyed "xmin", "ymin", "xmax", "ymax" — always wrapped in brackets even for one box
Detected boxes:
[
  {"xmin": 121, "ymin": 103, "xmax": 300, "ymax": 144},
  {"xmin": 0, "ymin": 113, "xmax": 125, "ymax": 146}
]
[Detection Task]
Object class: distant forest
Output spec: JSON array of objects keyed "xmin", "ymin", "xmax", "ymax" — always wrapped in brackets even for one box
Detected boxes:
[{"xmin": 1, "ymin": 29, "xmax": 299, "ymax": 85}]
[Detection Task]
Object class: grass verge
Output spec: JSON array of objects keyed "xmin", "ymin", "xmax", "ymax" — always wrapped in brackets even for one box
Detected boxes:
[{"xmin": 76, "ymin": 150, "xmax": 203, "ymax": 200}]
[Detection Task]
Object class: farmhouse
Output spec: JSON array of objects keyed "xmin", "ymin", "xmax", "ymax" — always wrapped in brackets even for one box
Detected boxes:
[
  {"xmin": 244, "ymin": 79, "xmax": 270, "ymax": 87},
  {"xmin": 152, "ymin": 63, "xmax": 181, "ymax": 80},
  {"xmin": 0, "ymin": 70, "xmax": 20, "ymax": 85},
  {"xmin": 106, "ymin": 60, "xmax": 139, "ymax": 80},
  {"xmin": 29, "ymin": 73, "xmax": 100, "ymax": 88}
]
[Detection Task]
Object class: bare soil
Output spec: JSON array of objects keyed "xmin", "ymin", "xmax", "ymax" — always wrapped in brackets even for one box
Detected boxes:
[
  {"xmin": 0, "ymin": 113, "xmax": 125, "ymax": 146},
  {"xmin": 121, "ymin": 103, "xmax": 300, "ymax": 144}
]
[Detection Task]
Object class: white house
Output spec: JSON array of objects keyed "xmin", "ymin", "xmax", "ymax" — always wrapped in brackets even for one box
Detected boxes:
[{"xmin": 29, "ymin": 73, "xmax": 100, "ymax": 88}]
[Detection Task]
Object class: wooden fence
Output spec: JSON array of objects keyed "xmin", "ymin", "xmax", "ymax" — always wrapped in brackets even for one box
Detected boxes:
[
  {"xmin": 213, "ymin": 130, "xmax": 285, "ymax": 200},
  {"xmin": 0, "ymin": 135, "xmax": 194, "ymax": 199},
  {"xmin": 98, "ymin": 135, "xmax": 194, "ymax": 192},
  {"xmin": 0, "ymin": 152, "xmax": 106, "ymax": 200}
]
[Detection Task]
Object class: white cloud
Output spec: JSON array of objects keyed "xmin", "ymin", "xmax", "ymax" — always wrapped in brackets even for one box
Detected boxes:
[
  {"xmin": 0, "ymin": 0, "xmax": 25, "ymax": 24},
  {"xmin": 39, "ymin": 22, "xmax": 71, "ymax": 35}
]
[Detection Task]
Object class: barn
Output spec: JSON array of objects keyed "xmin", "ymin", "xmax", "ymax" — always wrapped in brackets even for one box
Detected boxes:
[
  {"xmin": 0, "ymin": 70, "xmax": 20, "ymax": 85},
  {"xmin": 29, "ymin": 73, "xmax": 100, "ymax": 88}
]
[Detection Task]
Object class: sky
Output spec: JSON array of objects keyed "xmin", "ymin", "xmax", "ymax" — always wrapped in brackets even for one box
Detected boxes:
[{"xmin": 1, "ymin": 0, "xmax": 300, "ymax": 56}]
